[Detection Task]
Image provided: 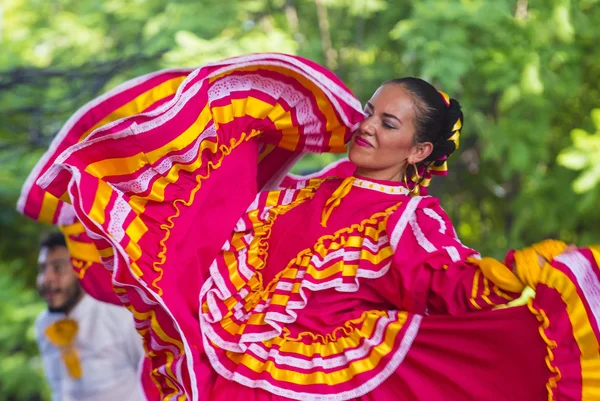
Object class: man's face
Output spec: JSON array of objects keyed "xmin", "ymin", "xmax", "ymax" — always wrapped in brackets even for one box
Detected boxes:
[{"xmin": 36, "ymin": 246, "xmax": 82, "ymax": 313}]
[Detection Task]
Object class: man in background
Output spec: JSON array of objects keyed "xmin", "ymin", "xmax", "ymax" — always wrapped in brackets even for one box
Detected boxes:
[{"xmin": 35, "ymin": 232, "xmax": 146, "ymax": 401}]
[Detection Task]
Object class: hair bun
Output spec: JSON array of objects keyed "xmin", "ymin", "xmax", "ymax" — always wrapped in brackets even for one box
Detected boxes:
[
  {"xmin": 426, "ymin": 139, "xmax": 456, "ymax": 163},
  {"xmin": 445, "ymin": 99, "xmax": 463, "ymax": 140}
]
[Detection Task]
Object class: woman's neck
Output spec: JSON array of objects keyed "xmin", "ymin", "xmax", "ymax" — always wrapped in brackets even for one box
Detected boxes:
[{"xmin": 354, "ymin": 167, "xmax": 405, "ymax": 183}]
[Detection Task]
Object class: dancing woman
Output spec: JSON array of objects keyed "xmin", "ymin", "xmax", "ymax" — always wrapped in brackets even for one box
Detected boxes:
[{"xmin": 29, "ymin": 54, "xmax": 599, "ymax": 401}]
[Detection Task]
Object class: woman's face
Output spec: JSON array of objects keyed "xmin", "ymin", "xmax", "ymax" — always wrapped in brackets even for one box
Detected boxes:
[{"xmin": 349, "ymin": 84, "xmax": 431, "ymax": 181}]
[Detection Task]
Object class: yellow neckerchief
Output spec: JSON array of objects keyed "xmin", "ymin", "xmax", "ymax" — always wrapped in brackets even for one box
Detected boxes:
[
  {"xmin": 44, "ymin": 318, "xmax": 82, "ymax": 379},
  {"xmin": 320, "ymin": 177, "xmax": 356, "ymax": 227}
]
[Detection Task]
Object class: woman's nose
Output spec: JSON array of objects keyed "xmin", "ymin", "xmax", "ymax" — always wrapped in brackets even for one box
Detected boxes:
[{"xmin": 360, "ymin": 119, "xmax": 376, "ymax": 136}]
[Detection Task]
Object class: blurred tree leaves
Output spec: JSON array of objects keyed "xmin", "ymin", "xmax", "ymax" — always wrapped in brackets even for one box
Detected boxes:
[
  {"xmin": 0, "ymin": 0, "xmax": 599, "ymax": 399},
  {"xmin": 558, "ymin": 108, "xmax": 600, "ymax": 193}
]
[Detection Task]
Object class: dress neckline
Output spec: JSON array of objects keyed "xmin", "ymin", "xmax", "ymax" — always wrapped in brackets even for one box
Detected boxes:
[{"xmin": 352, "ymin": 175, "xmax": 409, "ymax": 195}]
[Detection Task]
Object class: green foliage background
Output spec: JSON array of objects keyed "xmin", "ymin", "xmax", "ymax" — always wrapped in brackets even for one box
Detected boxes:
[{"xmin": 0, "ymin": 0, "xmax": 599, "ymax": 399}]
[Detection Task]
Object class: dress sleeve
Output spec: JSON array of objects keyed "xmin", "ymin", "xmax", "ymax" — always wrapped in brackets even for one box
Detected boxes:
[{"xmin": 386, "ymin": 196, "xmax": 521, "ymax": 315}]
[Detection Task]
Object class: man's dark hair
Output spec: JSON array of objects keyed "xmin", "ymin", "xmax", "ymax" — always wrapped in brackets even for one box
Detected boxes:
[{"xmin": 39, "ymin": 232, "xmax": 67, "ymax": 250}]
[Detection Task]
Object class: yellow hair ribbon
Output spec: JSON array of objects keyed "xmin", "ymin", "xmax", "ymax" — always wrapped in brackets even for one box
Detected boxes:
[{"xmin": 438, "ymin": 91, "xmax": 451, "ymax": 106}]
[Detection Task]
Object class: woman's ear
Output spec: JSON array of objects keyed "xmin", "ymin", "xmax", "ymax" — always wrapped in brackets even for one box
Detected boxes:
[{"xmin": 408, "ymin": 142, "xmax": 433, "ymax": 164}]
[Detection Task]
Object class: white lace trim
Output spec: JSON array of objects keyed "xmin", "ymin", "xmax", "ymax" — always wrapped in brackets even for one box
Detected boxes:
[
  {"xmin": 444, "ymin": 246, "xmax": 461, "ymax": 262},
  {"xmin": 201, "ymin": 200, "xmax": 395, "ymax": 353},
  {"xmin": 17, "ymin": 68, "xmax": 193, "ymax": 220},
  {"xmin": 64, "ymin": 170, "xmax": 194, "ymax": 400},
  {"xmin": 423, "ymin": 207, "xmax": 446, "ymax": 234},
  {"xmin": 201, "ymin": 313, "xmax": 422, "ymax": 401},
  {"xmin": 39, "ymin": 54, "xmax": 362, "ymax": 197},
  {"xmin": 112, "ymin": 125, "xmax": 214, "ymax": 195},
  {"xmin": 554, "ymin": 251, "xmax": 600, "ymax": 325},
  {"xmin": 242, "ymin": 311, "xmax": 396, "ymax": 370},
  {"xmin": 390, "ymin": 196, "xmax": 422, "ymax": 250},
  {"xmin": 409, "ymin": 215, "xmax": 436, "ymax": 253}
]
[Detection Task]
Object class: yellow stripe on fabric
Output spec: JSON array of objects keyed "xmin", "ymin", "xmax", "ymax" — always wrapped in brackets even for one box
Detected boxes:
[
  {"xmin": 39, "ymin": 192, "xmax": 60, "ymax": 224},
  {"xmin": 590, "ymin": 247, "xmax": 600, "ymax": 270},
  {"xmin": 59, "ymin": 191, "xmax": 71, "ymax": 203},
  {"xmin": 98, "ymin": 247, "xmax": 114, "ymax": 258},
  {"xmin": 223, "ymin": 252, "xmax": 248, "ymax": 291},
  {"xmin": 59, "ymin": 221, "xmax": 86, "ymax": 236},
  {"xmin": 481, "ymin": 277, "xmax": 497, "ymax": 307},
  {"xmin": 64, "ymin": 239, "xmax": 101, "ymax": 264},
  {"xmin": 469, "ymin": 270, "xmax": 483, "ymax": 310},
  {"xmin": 207, "ymin": 65, "xmax": 345, "ymax": 151},
  {"xmin": 229, "ymin": 312, "xmax": 408, "ymax": 385},
  {"xmin": 280, "ymin": 310, "xmax": 387, "ymax": 345},
  {"xmin": 468, "ymin": 257, "xmax": 525, "ymax": 294},
  {"xmin": 269, "ymin": 294, "xmax": 290, "ymax": 307},
  {"xmin": 71, "ymin": 260, "xmax": 92, "ymax": 279},
  {"xmin": 493, "ymin": 286, "xmax": 516, "ymax": 302},
  {"xmin": 266, "ymin": 191, "xmax": 281, "ymax": 207},
  {"xmin": 79, "ymin": 76, "xmax": 187, "ymax": 141},
  {"xmin": 538, "ymin": 264, "xmax": 600, "ymax": 401},
  {"xmin": 211, "ymin": 97, "xmax": 278, "ymax": 126},
  {"xmin": 89, "ymin": 181, "xmax": 113, "ymax": 226},
  {"xmin": 304, "ymin": 261, "xmax": 348, "ymax": 282},
  {"xmin": 258, "ymin": 144, "xmax": 275, "ymax": 163},
  {"xmin": 278, "ymin": 127, "xmax": 300, "ymax": 150},
  {"xmin": 141, "ymin": 139, "xmax": 221, "ymax": 207},
  {"xmin": 85, "ymin": 152, "xmax": 147, "ymax": 180},
  {"xmin": 128, "ymin": 261, "xmax": 143, "ymax": 278},
  {"xmin": 124, "ymin": 241, "xmax": 142, "ymax": 270},
  {"xmin": 85, "ymin": 104, "xmax": 211, "ymax": 177},
  {"xmin": 128, "ymin": 197, "xmax": 150, "ymax": 215},
  {"xmin": 58, "ymin": 223, "xmax": 103, "ymax": 266},
  {"xmin": 223, "ymin": 309, "xmax": 387, "ymax": 361},
  {"xmin": 125, "ymin": 215, "xmax": 148, "ymax": 245},
  {"xmin": 126, "ymin": 305, "xmax": 184, "ymax": 400}
]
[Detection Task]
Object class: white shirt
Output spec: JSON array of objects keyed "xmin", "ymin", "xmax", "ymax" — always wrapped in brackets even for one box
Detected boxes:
[{"xmin": 35, "ymin": 294, "xmax": 145, "ymax": 401}]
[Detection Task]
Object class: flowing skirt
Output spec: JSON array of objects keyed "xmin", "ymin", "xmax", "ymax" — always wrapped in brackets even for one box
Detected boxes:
[{"xmin": 31, "ymin": 53, "xmax": 600, "ymax": 401}]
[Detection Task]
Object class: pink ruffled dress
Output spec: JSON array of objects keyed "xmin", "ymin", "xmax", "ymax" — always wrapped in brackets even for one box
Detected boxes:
[{"xmin": 31, "ymin": 54, "xmax": 599, "ymax": 401}]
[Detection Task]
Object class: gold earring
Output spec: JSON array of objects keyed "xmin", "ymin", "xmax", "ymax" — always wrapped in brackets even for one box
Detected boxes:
[
  {"xmin": 402, "ymin": 161, "xmax": 411, "ymax": 188},
  {"xmin": 411, "ymin": 163, "xmax": 421, "ymax": 182}
]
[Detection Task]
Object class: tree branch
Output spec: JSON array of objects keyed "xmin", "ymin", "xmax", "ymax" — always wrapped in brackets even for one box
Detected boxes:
[{"xmin": 314, "ymin": 0, "xmax": 337, "ymax": 70}]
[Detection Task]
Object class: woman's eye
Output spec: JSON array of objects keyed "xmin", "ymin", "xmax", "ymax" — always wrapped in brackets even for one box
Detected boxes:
[{"xmin": 383, "ymin": 121, "xmax": 395, "ymax": 129}]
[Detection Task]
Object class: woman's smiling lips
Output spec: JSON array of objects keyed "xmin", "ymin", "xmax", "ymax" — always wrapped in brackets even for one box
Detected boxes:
[{"xmin": 354, "ymin": 136, "xmax": 374, "ymax": 148}]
